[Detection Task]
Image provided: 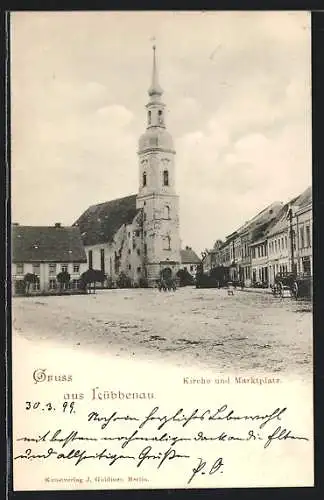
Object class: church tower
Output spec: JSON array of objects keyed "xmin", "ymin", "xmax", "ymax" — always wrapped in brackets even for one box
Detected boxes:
[{"xmin": 137, "ymin": 45, "xmax": 181, "ymax": 285}]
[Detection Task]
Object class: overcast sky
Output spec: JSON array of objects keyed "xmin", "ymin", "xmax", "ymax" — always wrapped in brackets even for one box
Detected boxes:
[{"xmin": 11, "ymin": 11, "xmax": 311, "ymax": 254}]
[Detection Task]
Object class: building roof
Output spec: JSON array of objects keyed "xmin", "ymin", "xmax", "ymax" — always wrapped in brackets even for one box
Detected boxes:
[
  {"xmin": 181, "ymin": 247, "xmax": 201, "ymax": 264},
  {"xmin": 12, "ymin": 225, "xmax": 87, "ymax": 263},
  {"xmin": 295, "ymin": 186, "xmax": 312, "ymax": 210},
  {"xmin": 266, "ymin": 187, "xmax": 312, "ymax": 237},
  {"xmin": 73, "ymin": 194, "xmax": 139, "ymax": 246}
]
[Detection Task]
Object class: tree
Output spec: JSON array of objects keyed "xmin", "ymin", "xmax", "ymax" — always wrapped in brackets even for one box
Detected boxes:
[
  {"xmin": 116, "ymin": 271, "xmax": 132, "ymax": 289},
  {"xmin": 80, "ymin": 269, "xmax": 106, "ymax": 294},
  {"xmin": 176, "ymin": 268, "xmax": 195, "ymax": 286},
  {"xmin": 23, "ymin": 273, "xmax": 39, "ymax": 295},
  {"xmin": 56, "ymin": 271, "xmax": 71, "ymax": 292}
]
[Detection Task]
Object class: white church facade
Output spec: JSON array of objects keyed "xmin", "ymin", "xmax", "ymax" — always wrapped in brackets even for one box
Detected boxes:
[{"xmin": 74, "ymin": 46, "xmax": 181, "ymax": 287}]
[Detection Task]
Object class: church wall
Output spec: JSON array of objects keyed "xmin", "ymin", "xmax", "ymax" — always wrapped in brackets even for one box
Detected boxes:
[{"xmin": 83, "ymin": 214, "xmax": 145, "ymax": 286}]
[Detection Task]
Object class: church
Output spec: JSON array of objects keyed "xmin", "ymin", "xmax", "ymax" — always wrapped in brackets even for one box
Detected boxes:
[{"xmin": 74, "ymin": 46, "xmax": 182, "ymax": 287}]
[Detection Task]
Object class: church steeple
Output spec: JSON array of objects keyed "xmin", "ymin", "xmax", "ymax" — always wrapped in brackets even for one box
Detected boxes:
[
  {"xmin": 136, "ymin": 45, "xmax": 180, "ymax": 286},
  {"xmin": 148, "ymin": 44, "xmax": 163, "ymax": 97},
  {"xmin": 145, "ymin": 43, "xmax": 166, "ymax": 130}
]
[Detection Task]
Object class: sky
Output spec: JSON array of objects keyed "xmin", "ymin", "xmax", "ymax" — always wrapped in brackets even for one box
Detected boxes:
[{"xmin": 11, "ymin": 11, "xmax": 311, "ymax": 254}]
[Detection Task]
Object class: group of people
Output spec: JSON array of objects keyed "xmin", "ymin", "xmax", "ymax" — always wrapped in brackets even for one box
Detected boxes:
[{"xmin": 157, "ymin": 278, "xmax": 177, "ymax": 292}]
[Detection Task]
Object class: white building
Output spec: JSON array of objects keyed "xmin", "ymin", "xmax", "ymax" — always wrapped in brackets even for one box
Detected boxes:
[
  {"xmin": 12, "ymin": 223, "xmax": 87, "ymax": 294},
  {"xmin": 74, "ymin": 46, "xmax": 181, "ymax": 287},
  {"xmin": 180, "ymin": 246, "xmax": 201, "ymax": 278}
]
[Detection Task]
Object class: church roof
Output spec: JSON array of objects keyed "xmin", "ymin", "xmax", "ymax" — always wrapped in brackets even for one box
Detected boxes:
[
  {"xmin": 181, "ymin": 247, "xmax": 201, "ymax": 264},
  {"xmin": 148, "ymin": 45, "xmax": 163, "ymax": 97},
  {"xmin": 12, "ymin": 225, "xmax": 87, "ymax": 263},
  {"xmin": 73, "ymin": 194, "xmax": 139, "ymax": 246},
  {"xmin": 138, "ymin": 127, "xmax": 174, "ymax": 153}
]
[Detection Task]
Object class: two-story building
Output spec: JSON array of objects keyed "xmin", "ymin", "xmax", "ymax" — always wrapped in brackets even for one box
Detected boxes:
[
  {"xmin": 180, "ymin": 246, "xmax": 201, "ymax": 278},
  {"xmin": 12, "ymin": 223, "xmax": 87, "ymax": 294}
]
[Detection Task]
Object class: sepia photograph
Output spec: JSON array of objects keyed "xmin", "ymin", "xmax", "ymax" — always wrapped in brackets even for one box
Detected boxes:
[{"xmin": 10, "ymin": 11, "xmax": 313, "ymax": 490}]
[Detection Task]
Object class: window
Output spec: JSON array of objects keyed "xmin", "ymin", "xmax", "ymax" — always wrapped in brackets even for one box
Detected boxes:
[
  {"xmin": 128, "ymin": 249, "xmax": 131, "ymax": 254},
  {"xmin": 190, "ymin": 265, "xmax": 194, "ymax": 272},
  {"xmin": 128, "ymin": 264, "xmax": 131, "ymax": 270},
  {"xmin": 144, "ymin": 212, "xmax": 147, "ymax": 221},
  {"xmin": 144, "ymin": 231, "xmax": 147, "ymax": 237},
  {"xmin": 100, "ymin": 248, "xmax": 105, "ymax": 272},
  {"xmin": 144, "ymin": 244, "xmax": 147, "ymax": 255},
  {"xmin": 73, "ymin": 264, "xmax": 80, "ymax": 273},
  {"xmin": 61, "ymin": 264, "xmax": 68, "ymax": 273},
  {"xmin": 278, "ymin": 239, "xmax": 281, "ymax": 250},
  {"xmin": 163, "ymin": 170, "xmax": 169, "ymax": 186},
  {"xmin": 305, "ymin": 225, "xmax": 311, "ymax": 247},
  {"xmin": 163, "ymin": 235, "xmax": 171, "ymax": 251},
  {"xmin": 137, "ymin": 248, "xmax": 140, "ymax": 256},
  {"xmin": 133, "ymin": 242, "xmax": 136, "ymax": 250},
  {"xmin": 49, "ymin": 263, "xmax": 56, "ymax": 275},
  {"xmin": 300, "ymin": 227, "xmax": 305, "ymax": 249},
  {"xmin": 302, "ymin": 257, "xmax": 311, "ymax": 275},
  {"xmin": 71, "ymin": 279, "xmax": 80, "ymax": 290},
  {"xmin": 88, "ymin": 250, "xmax": 93, "ymax": 269},
  {"xmin": 49, "ymin": 279, "xmax": 57, "ymax": 290},
  {"xmin": 32, "ymin": 263, "xmax": 40, "ymax": 275},
  {"xmin": 16, "ymin": 263, "xmax": 24, "ymax": 275},
  {"xmin": 164, "ymin": 205, "xmax": 170, "ymax": 219},
  {"xmin": 285, "ymin": 235, "xmax": 288, "ymax": 248},
  {"xmin": 32, "ymin": 281, "xmax": 40, "ymax": 291},
  {"xmin": 143, "ymin": 172, "xmax": 147, "ymax": 187},
  {"xmin": 137, "ymin": 267, "xmax": 141, "ymax": 273},
  {"xmin": 128, "ymin": 232, "xmax": 130, "ymax": 237},
  {"xmin": 148, "ymin": 110, "xmax": 151, "ymax": 125},
  {"xmin": 158, "ymin": 109, "xmax": 163, "ymax": 124},
  {"xmin": 135, "ymin": 230, "xmax": 140, "ymax": 237}
]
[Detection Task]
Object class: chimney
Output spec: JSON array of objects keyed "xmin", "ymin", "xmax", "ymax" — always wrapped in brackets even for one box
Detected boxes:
[{"xmin": 54, "ymin": 222, "xmax": 62, "ymax": 228}]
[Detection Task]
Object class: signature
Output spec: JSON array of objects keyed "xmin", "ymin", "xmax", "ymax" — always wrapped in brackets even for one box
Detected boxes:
[{"xmin": 188, "ymin": 457, "xmax": 224, "ymax": 484}]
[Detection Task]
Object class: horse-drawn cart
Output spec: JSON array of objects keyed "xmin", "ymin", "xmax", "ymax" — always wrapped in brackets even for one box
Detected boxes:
[{"xmin": 272, "ymin": 272, "xmax": 312, "ymax": 300}]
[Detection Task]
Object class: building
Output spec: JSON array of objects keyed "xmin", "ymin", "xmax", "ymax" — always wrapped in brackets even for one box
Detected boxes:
[
  {"xmin": 180, "ymin": 246, "xmax": 201, "ymax": 278},
  {"xmin": 266, "ymin": 204, "xmax": 291, "ymax": 285},
  {"xmin": 295, "ymin": 188, "xmax": 312, "ymax": 276},
  {"xmin": 12, "ymin": 223, "xmax": 87, "ymax": 294},
  {"xmin": 74, "ymin": 46, "xmax": 181, "ymax": 287},
  {"xmin": 216, "ymin": 202, "xmax": 283, "ymax": 285},
  {"xmin": 267, "ymin": 187, "xmax": 312, "ymax": 285}
]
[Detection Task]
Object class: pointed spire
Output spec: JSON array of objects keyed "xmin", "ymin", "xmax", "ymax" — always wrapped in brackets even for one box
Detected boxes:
[{"xmin": 148, "ymin": 43, "xmax": 163, "ymax": 97}]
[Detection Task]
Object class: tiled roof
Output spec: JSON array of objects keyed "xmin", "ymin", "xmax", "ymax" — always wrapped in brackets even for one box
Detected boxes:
[
  {"xmin": 238, "ymin": 202, "xmax": 283, "ymax": 239},
  {"xmin": 73, "ymin": 194, "xmax": 139, "ymax": 246},
  {"xmin": 12, "ymin": 226, "xmax": 87, "ymax": 263},
  {"xmin": 266, "ymin": 187, "xmax": 312, "ymax": 237},
  {"xmin": 181, "ymin": 248, "xmax": 201, "ymax": 264},
  {"xmin": 295, "ymin": 186, "xmax": 312, "ymax": 209}
]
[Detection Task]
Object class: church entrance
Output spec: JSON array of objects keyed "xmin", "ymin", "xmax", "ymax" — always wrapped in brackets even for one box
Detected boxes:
[{"xmin": 161, "ymin": 267, "xmax": 172, "ymax": 280}]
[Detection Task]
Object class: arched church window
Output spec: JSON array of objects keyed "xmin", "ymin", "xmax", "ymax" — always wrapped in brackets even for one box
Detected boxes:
[
  {"xmin": 143, "ymin": 171, "xmax": 147, "ymax": 187},
  {"xmin": 163, "ymin": 235, "xmax": 171, "ymax": 251},
  {"xmin": 158, "ymin": 109, "xmax": 163, "ymax": 125},
  {"xmin": 164, "ymin": 205, "xmax": 170, "ymax": 219},
  {"xmin": 148, "ymin": 110, "xmax": 151, "ymax": 125},
  {"xmin": 163, "ymin": 170, "xmax": 169, "ymax": 186}
]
